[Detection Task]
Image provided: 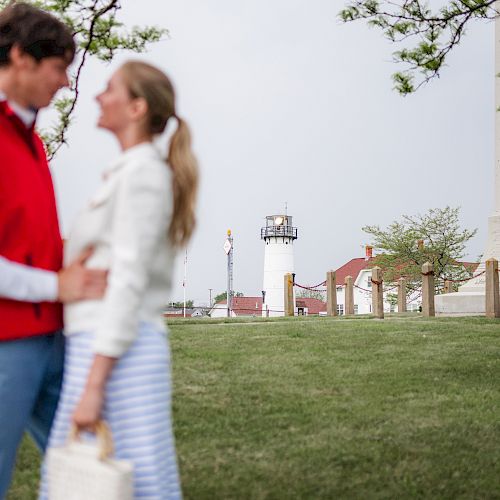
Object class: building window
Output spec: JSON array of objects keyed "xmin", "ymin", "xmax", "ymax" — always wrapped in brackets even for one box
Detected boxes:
[
  {"xmin": 337, "ymin": 304, "xmax": 344, "ymax": 316},
  {"xmin": 390, "ymin": 304, "xmax": 395, "ymax": 313},
  {"xmin": 367, "ymin": 280, "xmax": 372, "ymax": 288},
  {"xmin": 336, "ymin": 286, "xmax": 343, "ymax": 292},
  {"xmin": 354, "ymin": 305, "xmax": 358, "ymax": 314}
]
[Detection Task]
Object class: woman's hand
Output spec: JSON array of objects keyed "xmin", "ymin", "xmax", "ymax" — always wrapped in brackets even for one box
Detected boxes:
[
  {"xmin": 73, "ymin": 354, "xmax": 117, "ymax": 430},
  {"xmin": 72, "ymin": 385, "xmax": 105, "ymax": 431}
]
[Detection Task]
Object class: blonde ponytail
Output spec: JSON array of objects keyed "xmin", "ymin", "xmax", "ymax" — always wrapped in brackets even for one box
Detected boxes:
[
  {"xmin": 167, "ymin": 117, "xmax": 198, "ymax": 247},
  {"xmin": 120, "ymin": 61, "xmax": 199, "ymax": 248}
]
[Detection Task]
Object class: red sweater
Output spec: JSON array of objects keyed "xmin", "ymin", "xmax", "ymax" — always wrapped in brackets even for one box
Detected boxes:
[{"xmin": 0, "ymin": 102, "xmax": 63, "ymax": 340}]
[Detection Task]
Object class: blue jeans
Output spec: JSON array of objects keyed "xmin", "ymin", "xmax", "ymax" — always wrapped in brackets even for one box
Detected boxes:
[{"xmin": 0, "ymin": 331, "xmax": 64, "ymax": 500}]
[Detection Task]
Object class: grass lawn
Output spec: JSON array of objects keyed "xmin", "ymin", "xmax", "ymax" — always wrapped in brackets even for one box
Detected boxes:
[{"xmin": 8, "ymin": 315, "xmax": 500, "ymax": 499}]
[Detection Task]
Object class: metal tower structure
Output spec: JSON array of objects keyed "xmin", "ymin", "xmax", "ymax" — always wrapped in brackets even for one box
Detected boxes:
[{"xmin": 224, "ymin": 230, "xmax": 234, "ymax": 317}]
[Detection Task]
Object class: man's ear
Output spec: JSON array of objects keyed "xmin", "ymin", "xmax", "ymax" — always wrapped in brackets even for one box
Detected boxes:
[{"xmin": 9, "ymin": 44, "xmax": 35, "ymax": 70}]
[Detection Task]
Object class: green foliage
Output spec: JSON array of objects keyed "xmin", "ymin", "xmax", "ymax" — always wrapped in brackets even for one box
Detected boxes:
[
  {"xmin": 0, "ymin": 0, "xmax": 168, "ymax": 158},
  {"xmin": 38, "ymin": 95, "xmax": 73, "ymax": 158},
  {"xmin": 363, "ymin": 206, "xmax": 477, "ymax": 296},
  {"xmin": 213, "ymin": 291, "xmax": 244, "ymax": 304},
  {"xmin": 296, "ymin": 288, "xmax": 326, "ymax": 301},
  {"xmin": 171, "ymin": 300, "xmax": 194, "ymax": 309},
  {"xmin": 385, "ymin": 291, "xmax": 398, "ymax": 306},
  {"xmin": 339, "ymin": 0, "xmax": 496, "ymax": 94}
]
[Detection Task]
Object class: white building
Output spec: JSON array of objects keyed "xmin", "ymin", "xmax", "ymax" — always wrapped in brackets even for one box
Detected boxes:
[
  {"xmin": 333, "ymin": 248, "xmax": 478, "ymax": 315},
  {"xmin": 333, "ymin": 248, "xmax": 421, "ymax": 314}
]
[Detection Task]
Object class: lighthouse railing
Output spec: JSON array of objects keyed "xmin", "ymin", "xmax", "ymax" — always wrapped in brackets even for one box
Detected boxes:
[{"xmin": 260, "ymin": 226, "xmax": 298, "ymax": 239}]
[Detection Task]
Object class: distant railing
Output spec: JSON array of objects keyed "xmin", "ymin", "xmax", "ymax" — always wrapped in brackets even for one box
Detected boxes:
[{"xmin": 260, "ymin": 226, "xmax": 298, "ymax": 239}]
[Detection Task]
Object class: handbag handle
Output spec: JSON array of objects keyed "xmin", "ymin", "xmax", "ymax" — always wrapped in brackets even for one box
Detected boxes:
[{"xmin": 69, "ymin": 420, "xmax": 115, "ymax": 461}]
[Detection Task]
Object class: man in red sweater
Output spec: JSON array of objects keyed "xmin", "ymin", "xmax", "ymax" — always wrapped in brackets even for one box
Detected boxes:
[{"xmin": 0, "ymin": 4, "xmax": 107, "ymax": 496}]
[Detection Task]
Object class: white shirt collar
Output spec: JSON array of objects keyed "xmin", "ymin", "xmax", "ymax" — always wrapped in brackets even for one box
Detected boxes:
[
  {"xmin": 0, "ymin": 90, "xmax": 36, "ymax": 127},
  {"xmin": 103, "ymin": 142, "xmax": 162, "ymax": 178}
]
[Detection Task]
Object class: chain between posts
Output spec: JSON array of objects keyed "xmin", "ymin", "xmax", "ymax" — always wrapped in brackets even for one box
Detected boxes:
[
  {"xmin": 165, "ymin": 265, "xmax": 484, "ymax": 316},
  {"xmin": 295, "ymin": 267, "xmax": 484, "ymax": 302},
  {"xmin": 294, "ymin": 281, "xmax": 327, "ymax": 291},
  {"xmin": 297, "ymin": 268, "xmax": 484, "ymax": 292}
]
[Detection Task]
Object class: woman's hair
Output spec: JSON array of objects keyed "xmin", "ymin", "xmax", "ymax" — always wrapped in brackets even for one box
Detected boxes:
[{"xmin": 120, "ymin": 61, "xmax": 198, "ymax": 248}]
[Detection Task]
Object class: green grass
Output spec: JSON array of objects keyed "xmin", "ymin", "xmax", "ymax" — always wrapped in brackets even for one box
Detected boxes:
[{"xmin": 8, "ymin": 315, "xmax": 500, "ymax": 499}]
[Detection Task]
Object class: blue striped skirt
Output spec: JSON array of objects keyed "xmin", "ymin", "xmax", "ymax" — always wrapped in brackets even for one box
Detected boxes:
[{"xmin": 39, "ymin": 323, "xmax": 182, "ymax": 500}]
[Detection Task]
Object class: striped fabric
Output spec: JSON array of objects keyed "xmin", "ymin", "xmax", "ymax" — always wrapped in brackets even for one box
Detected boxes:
[{"xmin": 39, "ymin": 323, "xmax": 182, "ymax": 500}]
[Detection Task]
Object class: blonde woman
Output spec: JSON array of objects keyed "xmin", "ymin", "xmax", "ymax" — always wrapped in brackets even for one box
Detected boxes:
[{"xmin": 40, "ymin": 61, "xmax": 198, "ymax": 499}]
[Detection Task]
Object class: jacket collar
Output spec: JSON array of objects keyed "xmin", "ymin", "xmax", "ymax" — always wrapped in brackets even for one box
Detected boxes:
[
  {"xmin": 0, "ymin": 90, "xmax": 37, "ymax": 128},
  {"xmin": 103, "ymin": 142, "xmax": 163, "ymax": 179}
]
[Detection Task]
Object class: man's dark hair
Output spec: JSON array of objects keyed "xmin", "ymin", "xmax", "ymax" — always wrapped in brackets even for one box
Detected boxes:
[{"xmin": 0, "ymin": 2, "xmax": 75, "ymax": 67}]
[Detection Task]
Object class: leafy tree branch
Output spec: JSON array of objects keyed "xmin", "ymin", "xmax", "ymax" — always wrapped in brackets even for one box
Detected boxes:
[
  {"xmin": 213, "ymin": 291, "xmax": 244, "ymax": 304},
  {"xmin": 1, "ymin": 0, "xmax": 167, "ymax": 158},
  {"xmin": 296, "ymin": 288, "xmax": 326, "ymax": 301},
  {"xmin": 339, "ymin": 0, "xmax": 497, "ymax": 94},
  {"xmin": 363, "ymin": 206, "xmax": 478, "ymax": 296}
]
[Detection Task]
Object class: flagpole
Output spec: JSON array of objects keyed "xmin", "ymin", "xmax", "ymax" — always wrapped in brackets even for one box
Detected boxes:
[{"xmin": 183, "ymin": 248, "xmax": 187, "ymax": 318}]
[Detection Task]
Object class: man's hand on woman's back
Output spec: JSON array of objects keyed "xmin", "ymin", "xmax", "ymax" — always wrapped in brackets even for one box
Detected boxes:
[{"xmin": 58, "ymin": 247, "xmax": 108, "ymax": 303}]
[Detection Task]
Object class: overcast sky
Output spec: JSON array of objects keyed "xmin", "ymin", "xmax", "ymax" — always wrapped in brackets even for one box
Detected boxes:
[{"xmin": 40, "ymin": 0, "xmax": 494, "ymax": 305}]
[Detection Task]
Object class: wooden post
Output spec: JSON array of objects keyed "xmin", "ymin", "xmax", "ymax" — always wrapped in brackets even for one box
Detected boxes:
[
  {"xmin": 422, "ymin": 262, "xmax": 435, "ymax": 317},
  {"xmin": 326, "ymin": 271, "xmax": 337, "ymax": 316},
  {"xmin": 345, "ymin": 275, "xmax": 354, "ymax": 315},
  {"xmin": 485, "ymin": 258, "xmax": 500, "ymax": 318},
  {"xmin": 443, "ymin": 280, "xmax": 453, "ymax": 294},
  {"xmin": 284, "ymin": 273, "xmax": 294, "ymax": 317},
  {"xmin": 398, "ymin": 277, "xmax": 407, "ymax": 313},
  {"xmin": 371, "ymin": 267, "xmax": 384, "ymax": 319}
]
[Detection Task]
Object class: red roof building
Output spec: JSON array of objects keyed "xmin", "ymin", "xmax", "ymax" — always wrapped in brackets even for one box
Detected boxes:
[
  {"xmin": 334, "ymin": 257, "xmax": 374, "ymax": 285},
  {"xmin": 210, "ymin": 296, "xmax": 263, "ymax": 317},
  {"xmin": 211, "ymin": 295, "xmax": 327, "ymax": 317},
  {"xmin": 333, "ymin": 256, "xmax": 478, "ymax": 287},
  {"xmin": 295, "ymin": 297, "xmax": 327, "ymax": 315}
]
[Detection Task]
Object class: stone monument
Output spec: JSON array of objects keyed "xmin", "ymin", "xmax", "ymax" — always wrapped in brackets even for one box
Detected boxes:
[{"xmin": 436, "ymin": 16, "xmax": 500, "ymax": 314}]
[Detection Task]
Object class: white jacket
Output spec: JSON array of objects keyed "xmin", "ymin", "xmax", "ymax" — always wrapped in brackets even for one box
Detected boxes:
[{"xmin": 64, "ymin": 142, "xmax": 175, "ymax": 357}]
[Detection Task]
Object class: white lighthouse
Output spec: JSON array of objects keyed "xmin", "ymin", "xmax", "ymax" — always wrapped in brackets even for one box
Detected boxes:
[{"xmin": 261, "ymin": 214, "xmax": 298, "ymax": 317}]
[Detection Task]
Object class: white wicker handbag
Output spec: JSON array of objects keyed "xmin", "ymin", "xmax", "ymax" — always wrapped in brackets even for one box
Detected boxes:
[{"xmin": 46, "ymin": 421, "xmax": 134, "ymax": 500}]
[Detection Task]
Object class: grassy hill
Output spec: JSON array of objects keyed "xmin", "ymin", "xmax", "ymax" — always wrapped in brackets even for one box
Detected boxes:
[{"xmin": 8, "ymin": 315, "xmax": 500, "ymax": 499}]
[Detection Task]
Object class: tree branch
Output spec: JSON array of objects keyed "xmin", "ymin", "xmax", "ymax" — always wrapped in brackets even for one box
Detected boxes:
[{"xmin": 339, "ymin": 0, "xmax": 497, "ymax": 93}]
